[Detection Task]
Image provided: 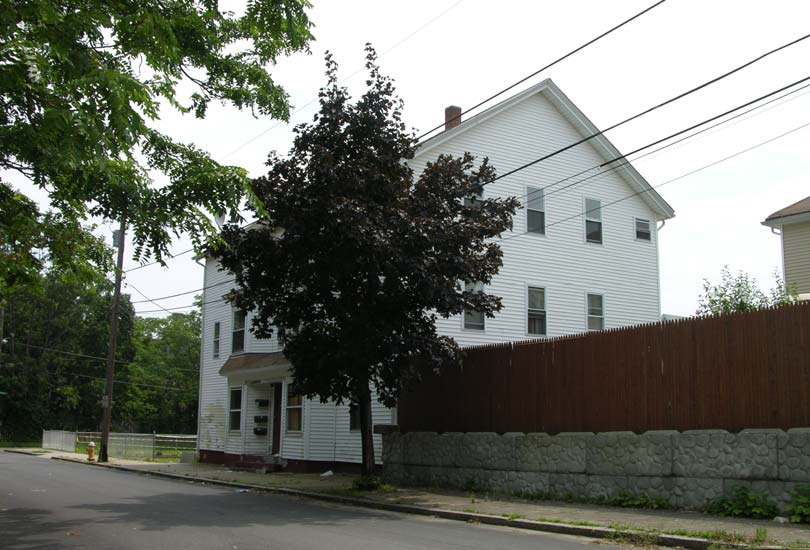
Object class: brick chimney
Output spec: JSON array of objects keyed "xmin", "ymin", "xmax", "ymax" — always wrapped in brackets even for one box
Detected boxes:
[{"xmin": 445, "ymin": 105, "xmax": 462, "ymax": 131}]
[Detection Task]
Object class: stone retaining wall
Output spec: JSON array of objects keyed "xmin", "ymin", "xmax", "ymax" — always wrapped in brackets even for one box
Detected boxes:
[{"xmin": 380, "ymin": 428, "xmax": 810, "ymax": 510}]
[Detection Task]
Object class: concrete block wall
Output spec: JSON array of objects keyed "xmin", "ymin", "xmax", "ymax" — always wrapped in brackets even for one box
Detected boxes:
[{"xmin": 381, "ymin": 428, "xmax": 810, "ymax": 510}]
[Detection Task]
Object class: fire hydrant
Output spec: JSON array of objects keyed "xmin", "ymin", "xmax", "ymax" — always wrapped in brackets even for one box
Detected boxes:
[{"xmin": 87, "ymin": 441, "xmax": 95, "ymax": 462}]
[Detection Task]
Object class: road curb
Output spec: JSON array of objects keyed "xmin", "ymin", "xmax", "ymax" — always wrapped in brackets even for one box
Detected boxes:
[
  {"xmin": 3, "ymin": 449, "xmax": 42, "ymax": 456},
  {"xmin": 49, "ymin": 456, "xmax": 780, "ymax": 549}
]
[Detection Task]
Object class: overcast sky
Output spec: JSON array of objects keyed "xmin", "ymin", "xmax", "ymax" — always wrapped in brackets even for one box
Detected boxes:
[{"xmin": 13, "ymin": 0, "xmax": 810, "ymax": 317}]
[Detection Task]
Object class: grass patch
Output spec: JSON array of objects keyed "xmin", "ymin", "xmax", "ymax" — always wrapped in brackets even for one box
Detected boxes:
[
  {"xmin": 0, "ymin": 441, "xmax": 40, "ymax": 448},
  {"xmin": 706, "ymin": 487, "xmax": 779, "ymax": 520},
  {"xmin": 501, "ymin": 513, "xmax": 524, "ymax": 520},
  {"xmin": 537, "ymin": 517, "xmax": 602, "ymax": 527},
  {"xmin": 512, "ymin": 489, "xmax": 671, "ymax": 511}
]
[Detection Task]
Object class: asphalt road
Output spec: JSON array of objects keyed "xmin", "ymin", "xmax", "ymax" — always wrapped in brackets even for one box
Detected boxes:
[{"xmin": 1, "ymin": 452, "xmax": 625, "ymax": 550}]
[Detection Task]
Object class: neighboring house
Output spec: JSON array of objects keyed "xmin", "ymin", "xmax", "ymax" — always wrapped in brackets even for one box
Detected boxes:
[
  {"xmin": 762, "ymin": 195, "xmax": 810, "ymax": 299},
  {"xmin": 196, "ymin": 79, "xmax": 676, "ymax": 470}
]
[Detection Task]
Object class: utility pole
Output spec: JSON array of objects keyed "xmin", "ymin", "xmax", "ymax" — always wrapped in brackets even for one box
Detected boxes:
[{"xmin": 100, "ymin": 217, "xmax": 126, "ymax": 462}]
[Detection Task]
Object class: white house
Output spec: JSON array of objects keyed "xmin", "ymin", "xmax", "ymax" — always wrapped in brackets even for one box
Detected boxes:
[{"xmin": 196, "ymin": 79, "xmax": 675, "ymax": 470}]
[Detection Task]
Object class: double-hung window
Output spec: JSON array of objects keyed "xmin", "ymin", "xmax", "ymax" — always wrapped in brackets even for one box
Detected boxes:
[
  {"xmin": 635, "ymin": 218, "xmax": 652, "ymax": 241},
  {"xmin": 349, "ymin": 403, "xmax": 361, "ymax": 431},
  {"xmin": 286, "ymin": 390, "xmax": 303, "ymax": 432},
  {"xmin": 229, "ymin": 387, "xmax": 242, "ymax": 431},
  {"xmin": 526, "ymin": 186, "xmax": 545, "ymax": 234},
  {"xmin": 585, "ymin": 198, "xmax": 603, "ymax": 244},
  {"xmin": 231, "ymin": 309, "xmax": 246, "ymax": 354},
  {"xmin": 463, "ymin": 281, "xmax": 485, "ymax": 330},
  {"xmin": 212, "ymin": 322, "xmax": 221, "ymax": 359},
  {"xmin": 464, "ymin": 190, "xmax": 483, "ymax": 209},
  {"xmin": 527, "ymin": 287, "xmax": 547, "ymax": 336},
  {"xmin": 587, "ymin": 294, "xmax": 604, "ymax": 331}
]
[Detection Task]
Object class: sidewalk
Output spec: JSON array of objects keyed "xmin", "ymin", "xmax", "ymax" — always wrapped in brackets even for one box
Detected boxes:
[{"xmin": 11, "ymin": 448, "xmax": 810, "ymax": 547}]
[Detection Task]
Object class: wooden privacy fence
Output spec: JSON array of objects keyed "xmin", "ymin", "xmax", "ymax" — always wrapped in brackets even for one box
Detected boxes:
[{"xmin": 398, "ymin": 302, "xmax": 810, "ymax": 434}]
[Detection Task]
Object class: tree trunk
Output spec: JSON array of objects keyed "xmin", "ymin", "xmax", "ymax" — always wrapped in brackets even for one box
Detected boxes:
[{"xmin": 357, "ymin": 381, "xmax": 376, "ymax": 477}]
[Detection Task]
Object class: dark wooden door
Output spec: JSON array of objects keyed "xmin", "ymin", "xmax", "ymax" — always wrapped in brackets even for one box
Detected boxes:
[{"xmin": 272, "ymin": 383, "xmax": 282, "ymax": 455}]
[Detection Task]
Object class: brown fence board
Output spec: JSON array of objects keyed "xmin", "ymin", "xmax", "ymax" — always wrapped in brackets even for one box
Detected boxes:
[{"xmin": 398, "ymin": 302, "xmax": 810, "ymax": 434}]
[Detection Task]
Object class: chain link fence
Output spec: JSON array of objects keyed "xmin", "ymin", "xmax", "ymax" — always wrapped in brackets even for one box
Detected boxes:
[{"xmin": 42, "ymin": 430, "xmax": 196, "ymax": 461}]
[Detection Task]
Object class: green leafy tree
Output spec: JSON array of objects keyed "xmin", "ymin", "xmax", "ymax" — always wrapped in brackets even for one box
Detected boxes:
[
  {"xmin": 1, "ymin": 0, "xmax": 313, "ymax": 264},
  {"xmin": 215, "ymin": 47, "xmax": 519, "ymax": 478},
  {"xmin": 0, "ymin": 271, "xmax": 135, "ymax": 440},
  {"xmin": 696, "ymin": 266, "xmax": 799, "ymax": 315},
  {"xmin": 119, "ymin": 309, "xmax": 200, "ymax": 434}
]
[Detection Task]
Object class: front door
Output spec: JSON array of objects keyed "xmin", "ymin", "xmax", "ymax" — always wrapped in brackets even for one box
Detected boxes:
[{"xmin": 271, "ymin": 383, "xmax": 282, "ymax": 455}]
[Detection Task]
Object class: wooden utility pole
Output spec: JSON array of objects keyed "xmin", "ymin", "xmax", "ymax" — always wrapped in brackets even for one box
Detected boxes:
[{"xmin": 100, "ymin": 217, "xmax": 126, "ymax": 462}]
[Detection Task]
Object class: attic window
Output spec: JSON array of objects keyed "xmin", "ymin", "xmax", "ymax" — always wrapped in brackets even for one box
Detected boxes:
[{"xmin": 635, "ymin": 218, "xmax": 652, "ymax": 241}]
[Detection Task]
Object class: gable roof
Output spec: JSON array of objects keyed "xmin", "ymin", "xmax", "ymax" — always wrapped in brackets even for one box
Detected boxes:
[
  {"xmin": 763, "ymin": 195, "xmax": 810, "ymax": 227},
  {"xmin": 414, "ymin": 79, "xmax": 675, "ymax": 220}
]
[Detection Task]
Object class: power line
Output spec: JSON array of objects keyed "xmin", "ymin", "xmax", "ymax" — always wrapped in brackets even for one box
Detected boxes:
[
  {"xmin": 484, "ymin": 31, "xmax": 810, "ymax": 188},
  {"xmin": 499, "ymin": 119, "xmax": 810, "ymax": 243},
  {"xmin": 136, "ymin": 120, "xmax": 810, "ymax": 315},
  {"xmin": 514, "ymin": 76, "xmax": 810, "ymax": 208},
  {"xmin": 21, "ymin": 343, "xmax": 130, "ymax": 366},
  {"xmin": 416, "ymin": 0, "xmax": 669, "ymax": 141},
  {"xmin": 19, "ymin": 342, "xmax": 200, "ymax": 374},
  {"xmin": 219, "ymin": 0, "xmax": 467, "ymax": 162},
  {"xmin": 0, "ymin": 359, "xmax": 187, "ymax": 391},
  {"xmin": 135, "ymin": 77, "xmax": 810, "ymax": 314},
  {"xmin": 136, "ymin": 298, "xmax": 218, "ymax": 315},
  {"xmin": 123, "ymin": 247, "xmax": 195, "ymax": 273},
  {"xmin": 129, "ymin": 279, "xmax": 231, "ymax": 304},
  {"xmin": 132, "ymin": 36, "xmax": 810, "ymax": 312},
  {"xmin": 127, "ymin": 282, "xmax": 175, "ymax": 314}
]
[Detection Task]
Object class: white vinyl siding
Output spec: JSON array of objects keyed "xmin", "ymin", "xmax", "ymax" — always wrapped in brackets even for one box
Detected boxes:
[
  {"xmin": 198, "ymin": 84, "xmax": 665, "ymax": 463},
  {"xmin": 198, "ymin": 258, "xmax": 235, "ymax": 453},
  {"xmin": 407, "ymin": 91, "xmax": 661, "ymax": 347},
  {"xmin": 782, "ymin": 221, "xmax": 810, "ymax": 294}
]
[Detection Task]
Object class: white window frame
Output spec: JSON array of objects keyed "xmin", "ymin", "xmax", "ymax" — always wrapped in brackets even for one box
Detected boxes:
[
  {"xmin": 584, "ymin": 197, "xmax": 603, "ymax": 245},
  {"xmin": 231, "ymin": 308, "xmax": 246, "ymax": 355},
  {"xmin": 463, "ymin": 189, "xmax": 483, "ymax": 209},
  {"xmin": 526, "ymin": 285, "xmax": 547, "ymax": 336},
  {"xmin": 285, "ymin": 387, "xmax": 303, "ymax": 434},
  {"xmin": 634, "ymin": 217, "xmax": 652, "ymax": 242},
  {"xmin": 586, "ymin": 293, "xmax": 605, "ymax": 332},
  {"xmin": 228, "ymin": 386, "xmax": 242, "ymax": 432},
  {"xmin": 525, "ymin": 185, "xmax": 546, "ymax": 236},
  {"xmin": 462, "ymin": 281, "xmax": 486, "ymax": 331},
  {"xmin": 212, "ymin": 321, "xmax": 221, "ymax": 359},
  {"xmin": 349, "ymin": 403, "xmax": 361, "ymax": 432}
]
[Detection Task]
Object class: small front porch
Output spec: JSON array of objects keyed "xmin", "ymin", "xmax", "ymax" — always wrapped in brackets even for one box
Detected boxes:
[{"xmin": 216, "ymin": 352, "xmax": 290, "ymax": 469}]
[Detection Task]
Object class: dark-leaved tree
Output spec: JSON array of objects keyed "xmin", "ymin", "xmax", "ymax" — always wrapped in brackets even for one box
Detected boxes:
[{"xmin": 215, "ymin": 47, "xmax": 519, "ymax": 478}]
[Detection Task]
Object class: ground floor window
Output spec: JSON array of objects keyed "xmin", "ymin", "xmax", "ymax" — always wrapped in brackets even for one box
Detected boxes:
[
  {"xmin": 349, "ymin": 403, "xmax": 361, "ymax": 431},
  {"xmin": 229, "ymin": 387, "xmax": 242, "ymax": 431},
  {"xmin": 286, "ymin": 389, "xmax": 303, "ymax": 432}
]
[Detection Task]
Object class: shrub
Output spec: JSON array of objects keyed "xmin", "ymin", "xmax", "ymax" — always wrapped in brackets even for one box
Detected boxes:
[
  {"xmin": 706, "ymin": 486, "xmax": 778, "ymax": 519},
  {"xmin": 788, "ymin": 485, "xmax": 810, "ymax": 523}
]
